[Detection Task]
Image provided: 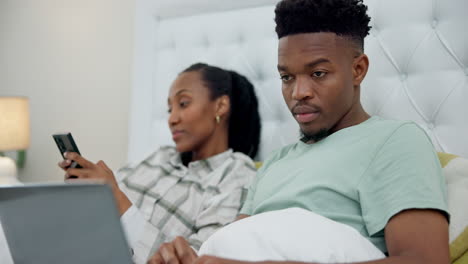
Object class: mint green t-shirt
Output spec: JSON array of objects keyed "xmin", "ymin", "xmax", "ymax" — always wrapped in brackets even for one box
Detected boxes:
[{"xmin": 240, "ymin": 116, "xmax": 448, "ymax": 253}]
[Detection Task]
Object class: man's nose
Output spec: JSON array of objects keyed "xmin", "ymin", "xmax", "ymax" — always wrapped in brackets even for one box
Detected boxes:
[{"xmin": 292, "ymin": 77, "xmax": 315, "ymax": 101}]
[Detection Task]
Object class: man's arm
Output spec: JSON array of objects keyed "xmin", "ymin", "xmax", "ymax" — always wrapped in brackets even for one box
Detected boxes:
[
  {"xmin": 372, "ymin": 209, "xmax": 449, "ymax": 264},
  {"xmin": 192, "ymin": 209, "xmax": 449, "ymax": 264}
]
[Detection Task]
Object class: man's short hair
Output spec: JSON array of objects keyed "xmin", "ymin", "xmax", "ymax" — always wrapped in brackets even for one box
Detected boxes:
[{"xmin": 274, "ymin": 0, "xmax": 372, "ymax": 51}]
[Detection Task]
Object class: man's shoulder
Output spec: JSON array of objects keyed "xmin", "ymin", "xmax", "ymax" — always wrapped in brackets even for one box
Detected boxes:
[
  {"xmin": 366, "ymin": 116, "xmax": 427, "ymax": 141},
  {"xmin": 366, "ymin": 117, "xmax": 437, "ymax": 163},
  {"xmin": 367, "ymin": 116, "xmax": 415, "ymax": 129}
]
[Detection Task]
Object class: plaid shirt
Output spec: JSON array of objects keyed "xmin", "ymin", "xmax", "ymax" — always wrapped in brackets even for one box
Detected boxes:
[{"xmin": 117, "ymin": 146, "xmax": 256, "ymax": 263}]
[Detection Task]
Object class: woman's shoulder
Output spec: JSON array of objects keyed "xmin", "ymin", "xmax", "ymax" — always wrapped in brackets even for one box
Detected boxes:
[
  {"xmin": 230, "ymin": 151, "xmax": 256, "ymax": 170},
  {"xmin": 211, "ymin": 151, "xmax": 256, "ymax": 187}
]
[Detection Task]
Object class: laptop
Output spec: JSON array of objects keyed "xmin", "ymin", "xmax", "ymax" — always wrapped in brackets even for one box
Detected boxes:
[{"xmin": 0, "ymin": 183, "xmax": 133, "ymax": 264}]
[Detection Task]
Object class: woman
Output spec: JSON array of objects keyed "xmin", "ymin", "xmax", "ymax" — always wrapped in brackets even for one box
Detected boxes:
[{"xmin": 58, "ymin": 63, "xmax": 261, "ymax": 263}]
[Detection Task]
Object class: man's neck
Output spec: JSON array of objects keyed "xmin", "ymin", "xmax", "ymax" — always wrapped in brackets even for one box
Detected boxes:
[{"xmin": 330, "ymin": 102, "xmax": 370, "ymax": 134}]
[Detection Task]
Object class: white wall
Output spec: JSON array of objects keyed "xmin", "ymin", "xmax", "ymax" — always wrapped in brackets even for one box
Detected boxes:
[{"xmin": 0, "ymin": 0, "xmax": 135, "ymax": 182}]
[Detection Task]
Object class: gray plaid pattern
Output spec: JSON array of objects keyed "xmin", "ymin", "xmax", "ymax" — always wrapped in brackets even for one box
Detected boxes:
[{"xmin": 117, "ymin": 147, "xmax": 256, "ymax": 261}]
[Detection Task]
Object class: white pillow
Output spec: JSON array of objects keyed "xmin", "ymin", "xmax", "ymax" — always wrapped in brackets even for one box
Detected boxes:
[
  {"xmin": 444, "ymin": 157, "xmax": 468, "ymax": 242},
  {"xmin": 199, "ymin": 208, "xmax": 385, "ymax": 263}
]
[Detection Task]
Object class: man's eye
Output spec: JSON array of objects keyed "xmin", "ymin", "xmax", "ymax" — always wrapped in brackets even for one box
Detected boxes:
[
  {"xmin": 167, "ymin": 108, "xmax": 172, "ymax": 113},
  {"xmin": 312, "ymin": 71, "xmax": 327, "ymax": 78},
  {"xmin": 280, "ymin": 75, "xmax": 293, "ymax": 82},
  {"xmin": 180, "ymin": 101, "xmax": 189, "ymax": 107}
]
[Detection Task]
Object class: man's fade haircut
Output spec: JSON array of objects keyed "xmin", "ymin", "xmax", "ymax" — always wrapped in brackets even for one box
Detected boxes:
[{"xmin": 274, "ymin": 0, "xmax": 371, "ymax": 51}]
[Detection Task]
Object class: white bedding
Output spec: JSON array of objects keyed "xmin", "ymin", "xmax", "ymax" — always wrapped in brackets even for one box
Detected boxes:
[{"xmin": 199, "ymin": 208, "xmax": 385, "ymax": 263}]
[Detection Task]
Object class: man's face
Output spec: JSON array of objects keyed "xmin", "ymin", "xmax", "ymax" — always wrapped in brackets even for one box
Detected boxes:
[{"xmin": 278, "ymin": 33, "xmax": 359, "ymax": 141}]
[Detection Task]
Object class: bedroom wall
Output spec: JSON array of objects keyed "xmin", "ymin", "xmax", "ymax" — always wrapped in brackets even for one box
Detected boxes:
[{"xmin": 0, "ymin": 0, "xmax": 135, "ymax": 182}]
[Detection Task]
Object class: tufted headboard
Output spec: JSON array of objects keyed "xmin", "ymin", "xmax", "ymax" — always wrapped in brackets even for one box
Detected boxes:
[{"xmin": 128, "ymin": 0, "xmax": 468, "ymax": 162}]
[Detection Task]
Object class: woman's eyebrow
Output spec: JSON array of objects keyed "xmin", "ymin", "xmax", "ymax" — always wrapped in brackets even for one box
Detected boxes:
[
  {"xmin": 168, "ymin": 89, "xmax": 193, "ymax": 104},
  {"xmin": 175, "ymin": 89, "xmax": 192, "ymax": 96}
]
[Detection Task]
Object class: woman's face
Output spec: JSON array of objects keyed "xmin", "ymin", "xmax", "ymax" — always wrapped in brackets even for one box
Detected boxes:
[{"xmin": 167, "ymin": 71, "xmax": 221, "ymax": 153}]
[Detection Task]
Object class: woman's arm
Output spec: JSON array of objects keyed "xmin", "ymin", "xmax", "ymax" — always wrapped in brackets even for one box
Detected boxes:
[{"xmin": 59, "ymin": 152, "xmax": 132, "ymax": 215}]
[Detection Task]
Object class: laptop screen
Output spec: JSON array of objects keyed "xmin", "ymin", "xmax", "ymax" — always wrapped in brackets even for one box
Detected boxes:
[{"xmin": 0, "ymin": 183, "xmax": 132, "ymax": 264}]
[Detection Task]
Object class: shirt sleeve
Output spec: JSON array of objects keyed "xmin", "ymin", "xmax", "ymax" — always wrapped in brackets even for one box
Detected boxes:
[
  {"xmin": 239, "ymin": 147, "xmax": 287, "ymax": 216},
  {"xmin": 121, "ymin": 184, "xmax": 250, "ymax": 263},
  {"xmin": 239, "ymin": 173, "xmax": 258, "ymax": 216},
  {"xmin": 118, "ymin": 153, "xmax": 256, "ymax": 263},
  {"xmin": 115, "ymin": 149, "xmax": 174, "ymax": 263},
  {"xmin": 185, "ymin": 184, "xmax": 250, "ymax": 250},
  {"xmin": 120, "ymin": 205, "xmax": 145, "ymax": 248},
  {"xmin": 123, "ymin": 210, "xmax": 170, "ymax": 264},
  {"xmin": 358, "ymin": 123, "xmax": 449, "ymax": 236}
]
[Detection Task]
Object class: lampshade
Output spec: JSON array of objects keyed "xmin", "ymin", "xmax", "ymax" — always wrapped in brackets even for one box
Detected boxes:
[{"xmin": 0, "ymin": 97, "xmax": 30, "ymax": 151}]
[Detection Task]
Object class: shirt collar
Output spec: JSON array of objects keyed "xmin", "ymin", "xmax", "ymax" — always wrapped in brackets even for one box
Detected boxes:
[{"xmin": 168, "ymin": 149, "xmax": 233, "ymax": 174}]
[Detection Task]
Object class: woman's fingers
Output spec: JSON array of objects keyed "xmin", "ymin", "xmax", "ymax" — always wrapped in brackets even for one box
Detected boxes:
[
  {"xmin": 58, "ymin": 159, "xmax": 71, "ymax": 170},
  {"xmin": 159, "ymin": 242, "xmax": 180, "ymax": 264},
  {"xmin": 63, "ymin": 152, "xmax": 94, "ymax": 168},
  {"xmin": 147, "ymin": 251, "xmax": 165, "ymax": 264},
  {"xmin": 173, "ymin": 236, "xmax": 197, "ymax": 264},
  {"xmin": 97, "ymin": 160, "xmax": 113, "ymax": 174},
  {"xmin": 65, "ymin": 168, "xmax": 93, "ymax": 179}
]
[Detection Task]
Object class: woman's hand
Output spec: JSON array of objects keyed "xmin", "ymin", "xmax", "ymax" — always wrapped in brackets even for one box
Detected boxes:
[
  {"xmin": 61, "ymin": 152, "xmax": 117, "ymax": 187},
  {"xmin": 147, "ymin": 236, "xmax": 198, "ymax": 264},
  {"xmin": 57, "ymin": 152, "xmax": 131, "ymax": 215}
]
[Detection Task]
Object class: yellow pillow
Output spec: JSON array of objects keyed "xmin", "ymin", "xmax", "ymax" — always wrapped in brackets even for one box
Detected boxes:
[
  {"xmin": 441, "ymin": 153, "xmax": 468, "ymax": 263},
  {"xmin": 254, "ymin": 161, "xmax": 263, "ymax": 170},
  {"xmin": 451, "ymin": 226, "xmax": 468, "ymax": 263},
  {"xmin": 438, "ymin": 152, "xmax": 459, "ymax": 168}
]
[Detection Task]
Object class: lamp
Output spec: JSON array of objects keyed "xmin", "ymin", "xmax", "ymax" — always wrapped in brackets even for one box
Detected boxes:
[{"xmin": 0, "ymin": 97, "xmax": 30, "ymax": 185}]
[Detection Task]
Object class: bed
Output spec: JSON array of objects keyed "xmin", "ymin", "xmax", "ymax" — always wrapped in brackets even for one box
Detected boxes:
[{"xmin": 127, "ymin": 0, "xmax": 468, "ymax": 262}]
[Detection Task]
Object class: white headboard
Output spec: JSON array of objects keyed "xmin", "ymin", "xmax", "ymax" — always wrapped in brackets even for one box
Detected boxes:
[{"xmin": 128, "ymin": 0, "xmax": 468, "ymax": 162}]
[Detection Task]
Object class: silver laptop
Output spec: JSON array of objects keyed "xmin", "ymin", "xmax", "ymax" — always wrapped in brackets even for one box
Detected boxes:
[{"xmin": 0, "ymin": 183, "xmax": 133, "ymax": 264}]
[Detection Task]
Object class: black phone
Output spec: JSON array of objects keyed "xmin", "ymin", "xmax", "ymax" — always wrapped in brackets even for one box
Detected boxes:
[{"xmin": 52, "ymin": 133, "xmax": 82, "ymax": 169}]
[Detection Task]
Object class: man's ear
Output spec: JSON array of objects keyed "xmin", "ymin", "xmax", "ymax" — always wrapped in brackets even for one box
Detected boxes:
[
  {"xmin": 215, "ymin": 95, "xmax": 230, "ymax": 119},
  {"xmin": 352, "ymin": 53, "xmax": 369, "ymax": 87}
]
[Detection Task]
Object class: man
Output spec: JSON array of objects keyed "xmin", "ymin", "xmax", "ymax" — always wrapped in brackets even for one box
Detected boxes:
[{"xmin": 147, "ymin": 0, "xmax": 450, "ymax": 263}]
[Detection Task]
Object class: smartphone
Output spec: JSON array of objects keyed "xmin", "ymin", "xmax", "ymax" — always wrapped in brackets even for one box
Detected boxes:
[{"xmin": 52, "ymin": 133, "xmax": 82, "ymax": 169}]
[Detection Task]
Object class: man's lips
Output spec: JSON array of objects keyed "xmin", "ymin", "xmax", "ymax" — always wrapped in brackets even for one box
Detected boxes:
[
  {"xmin": 295, "ymin": 112, "xmax": 320, "ymax": 123},
  {"xmin": 292, "ymin": 105, "xmax": 320, "ymax": 123}
]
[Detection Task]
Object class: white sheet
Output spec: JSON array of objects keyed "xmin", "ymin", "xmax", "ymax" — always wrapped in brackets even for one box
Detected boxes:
[{"xmin": 199, "ymin": 208, "xmax": 385, "ymax": 263}]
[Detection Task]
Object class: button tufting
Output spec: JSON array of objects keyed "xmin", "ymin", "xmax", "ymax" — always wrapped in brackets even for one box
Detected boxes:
[
  {"xmin": 238, "ymin": 35, "xmax": 245, "ymax": 44},
  {"xmin": 257, "ymin": 71, "xmax": 264, "ymax": 81},
  {"xmin": 202, "ymin": 37, "xmax": 210, "ymax": 48},
  {"xmin": 145, "ymin": 1, "xmax": 468, "ymax": 161},
  {"xmin": 400, "ymin": 73, "xmax": 407, "ymax": 81}
]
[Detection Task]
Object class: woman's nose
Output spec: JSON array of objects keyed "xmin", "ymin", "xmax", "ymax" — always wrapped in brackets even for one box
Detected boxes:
[{"xmin": 168, "ymin": 109, "xmax": 180, "ymax": 126}]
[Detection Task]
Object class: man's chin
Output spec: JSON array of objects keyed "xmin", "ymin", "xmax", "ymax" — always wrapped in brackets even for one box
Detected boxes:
[{"xmin": 300, "ymin": 128, "xmax": 330, "ymax": 143}]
